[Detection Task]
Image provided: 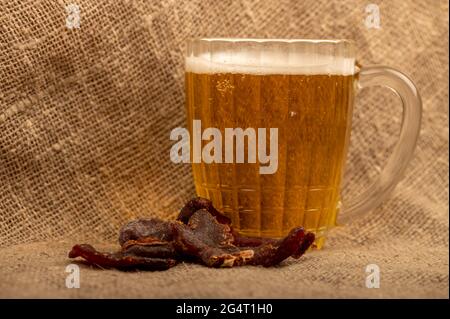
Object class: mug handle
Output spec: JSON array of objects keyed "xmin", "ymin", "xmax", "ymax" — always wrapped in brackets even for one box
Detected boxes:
[{"xmin": 339, "ymin": 65, "xmax": 422, "ymax": 223}]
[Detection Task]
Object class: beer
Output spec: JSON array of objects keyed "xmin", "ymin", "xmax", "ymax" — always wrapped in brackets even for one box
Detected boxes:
[{"xmin": 185, "ymin": 47, "xmax": 355, "ymax": 247}]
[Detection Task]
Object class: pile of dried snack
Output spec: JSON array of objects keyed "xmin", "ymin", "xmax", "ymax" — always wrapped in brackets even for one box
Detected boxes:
[{"xmin": 69, "ymin": 197, "xmax": 315, "ymax": 270}]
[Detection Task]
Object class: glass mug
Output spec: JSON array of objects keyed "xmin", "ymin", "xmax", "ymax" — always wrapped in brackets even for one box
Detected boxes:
[{"xmin": 184, "ymin": 38, "xmax": 421, "ymax": 248}]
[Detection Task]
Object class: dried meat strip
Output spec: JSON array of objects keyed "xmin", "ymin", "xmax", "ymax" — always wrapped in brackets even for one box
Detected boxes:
[
  {"xmin": 177, "ymin": 197, "xmax": 288, "ymax": 249},
  {"xmin": 172, "ymin": 210, "xmax": 254, "ymax": 267},
  {"xmin": 68, "ymin": 244, "xmax": 177, "ymax": 270},
  {"xmin": 121, "ymin": 238, "xmax": 178, "ymax": 259},
  {"xmin": 171, "ymin": 209, "xmax": 314, "ymax": 268},
  {"xmin": 231, "ymin": 232, "xmax": 279, "ymax": 247},
  {"xmin": 292, "ymin": 232, "xmax": 316, "ymax": 259},
  {"xmin": 177, "ymin": 197, "xmax": 231, "ymax": 225},
  {"xmin": 119, "ymin": 218, "xmax": 174, "ymax": 246},
  {"xmin": 69, "ymin": 197, "xmax": 315, "ymax": 270},
  {"xmin": 248, "ymin": 228, "xmax": 309, "ymax": 266}
]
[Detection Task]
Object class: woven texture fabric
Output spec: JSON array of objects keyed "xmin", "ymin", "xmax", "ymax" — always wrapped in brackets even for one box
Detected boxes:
[{"xmin": 0, "ymin": 0, "xmax": 448, "ymax": 298}]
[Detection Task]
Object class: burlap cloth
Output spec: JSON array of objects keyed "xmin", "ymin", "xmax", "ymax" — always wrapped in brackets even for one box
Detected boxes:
[{"xmin": 0, "ymin": 0, "xmax": 448, "ymax": 298}]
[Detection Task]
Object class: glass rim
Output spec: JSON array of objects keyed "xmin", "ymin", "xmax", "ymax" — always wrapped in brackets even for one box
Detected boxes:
[
  {"xmin": 185, "ymin": 38, "xmax": 357, "ymax": 75},
  {"xmin": 186, "ymin": 38, "xmax": 356, "ymax": 59},
  {"xmin": 188, "ymin": 38, "xmax": 355, "ymax": 45}
]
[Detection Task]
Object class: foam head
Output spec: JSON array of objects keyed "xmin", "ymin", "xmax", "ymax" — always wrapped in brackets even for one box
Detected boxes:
[{"xmin": 186, "ymin": 39, "xmax": 356, "ymax": 75}]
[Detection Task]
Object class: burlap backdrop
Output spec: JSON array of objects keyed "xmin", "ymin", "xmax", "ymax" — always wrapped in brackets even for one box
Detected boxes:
[{"xmin": 0, "ymin": 0, "xmax": 448, "ymax": 298}]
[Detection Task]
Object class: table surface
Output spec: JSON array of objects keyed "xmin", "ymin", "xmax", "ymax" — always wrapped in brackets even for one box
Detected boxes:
[{"xmin": 1, "ymin": 226, "xmax": 447, "ymax": 298}]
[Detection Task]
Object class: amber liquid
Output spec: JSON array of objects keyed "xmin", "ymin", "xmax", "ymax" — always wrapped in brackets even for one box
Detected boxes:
[{"xmin": 185, "ymin": 72, "xmax": 354, "ymax": 248}]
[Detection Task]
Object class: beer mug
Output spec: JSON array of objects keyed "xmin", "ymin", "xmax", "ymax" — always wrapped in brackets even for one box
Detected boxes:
[{"xmin": 184, "ymin": 38, "xmax": 421, "ymax": 248}]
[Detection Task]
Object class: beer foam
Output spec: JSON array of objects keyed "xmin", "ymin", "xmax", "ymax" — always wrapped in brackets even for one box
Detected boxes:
[{"xmin": 186, "ymin": 52, "xmax": 355, "ymax": 75}]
